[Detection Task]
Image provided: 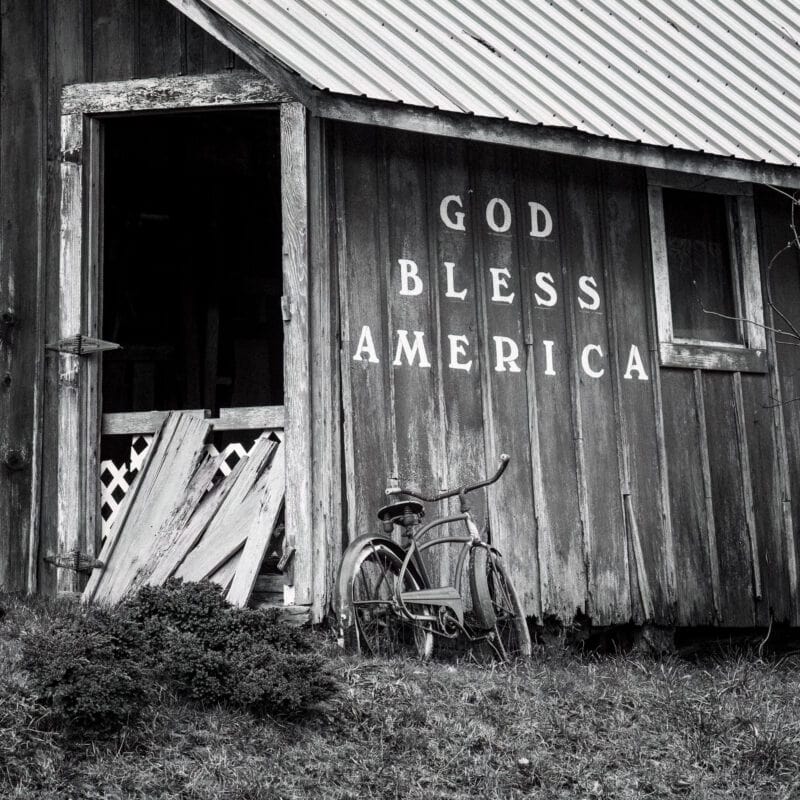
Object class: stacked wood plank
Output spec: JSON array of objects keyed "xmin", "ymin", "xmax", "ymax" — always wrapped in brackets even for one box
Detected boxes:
[{"xmin": 83, "ymin": 411, "xmax": 285, "ymax": 608}]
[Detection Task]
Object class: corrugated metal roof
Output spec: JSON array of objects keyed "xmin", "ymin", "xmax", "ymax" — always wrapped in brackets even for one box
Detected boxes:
[{"xmin": 197, "ymin": 0, "xmax": 800, "ymax": 167}]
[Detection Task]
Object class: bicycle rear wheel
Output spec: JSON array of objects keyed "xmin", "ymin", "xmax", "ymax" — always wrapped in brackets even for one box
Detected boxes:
[
  {"xmin": 469, "ymin": 547, "xmax": 531, "ymax": 660},
  {"xmin": 342, "ymin": 538, "xmax": 434, "ymax": 659}
]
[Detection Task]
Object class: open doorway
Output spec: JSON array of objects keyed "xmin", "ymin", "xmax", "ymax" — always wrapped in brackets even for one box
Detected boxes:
[
  {"xmin": 102, "ymin": 110, "xmax": 283, "ymax": 414},
  {"xmin": 99, "ymin": 110, "xmax": 284, "ymax": 535}
]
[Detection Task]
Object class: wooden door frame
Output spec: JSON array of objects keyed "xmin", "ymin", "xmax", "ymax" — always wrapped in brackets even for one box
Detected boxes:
[{"xmin": 56, "ymin": 72, "xmax": 313, "ymax": 609}]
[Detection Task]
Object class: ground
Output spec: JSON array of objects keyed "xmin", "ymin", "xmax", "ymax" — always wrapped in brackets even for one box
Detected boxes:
[{"xmin": 2, "ymin": 596, "xmax": 799, "ymax": 799}]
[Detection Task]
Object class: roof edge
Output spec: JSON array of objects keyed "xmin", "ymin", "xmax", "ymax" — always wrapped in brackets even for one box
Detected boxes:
[
  {"xmin": 316, "ymin": 94, "xmax": 800, "ymax": 190},
  {"xmin": 166, "ymin": 0, "xmax": 318, "ymax": 110}
]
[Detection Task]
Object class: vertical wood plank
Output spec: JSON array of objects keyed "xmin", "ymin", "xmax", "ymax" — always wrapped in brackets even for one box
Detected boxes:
[
  {"xmin": 383, "ymin": 130, "xmax": 443, "ymax": 578},
  {"xmin": 558, "ymin": 158, "xmax": 629, "ymax": 625},
  {"xmin": 335, "ymin": 123, "xmax": 392, "ymax": 547},
  {"xmin": 280, "ymin": 102, "xmax": 312, "ymax": 606},
  {"xmin": 703, "ymin": 372, "xmax": 755, "ymax": 625},
  {"xmin": 184, "ymin": 16, "xmax": 233, "ymax": 74},
  {"xmin": 516, "ymin": 151, "xmax": 585, "ymax": 622},
  {"xmin": 646, "ymin": 186, "xmax": 673, "ymax": 343},
  {"xmin": 91, "ymin": 0, "xmax": 136, "ymax": 81},
  {"xmin": 56, "ymin": 113, "xmax": 85, "ymax": 593},
  {"xmin": 755, "ymin": 186, "xmax": 800, "ymax": 623},
  {"xmin": 732, "ymin": 371, "xmax": 762, "ymax": 601},
  {"xmin": 693, "ymin": 370, "xmax": 722, "ymax": 621},
  {"xmin": 137, "ymin": 0, "xmax": 182, "ymax": 77},
  {"xmin": 40, "ymin": 0, "xmax": 89, "ymax": 596},
  {"xmin": 308, "ymin": 116, "xmax": 341, "ymax": 620},
  {"xmin": 427, "ymin": 136, "xmax": 487, "ymax": 588},
  {"xmin": 660, "ymin": 369, "xmax": 716, "ymax": 625},
  {"xmin": 83, "ymin": 118, "xmax": 102, "ymax": 560},
  {"xmin": 740, "ymin": 372, "xmax": 791, "ymax": 623},
  {"xmin": 0, "ymin": 0, "xmax": 46, "ymax": 592},
  {"xmin": 471, "ymin": 142, "xmax": 540, "ymax": 616},
  {"xmin": 600, "ymin": 163, "xmax": 672, "ymax": 621}
]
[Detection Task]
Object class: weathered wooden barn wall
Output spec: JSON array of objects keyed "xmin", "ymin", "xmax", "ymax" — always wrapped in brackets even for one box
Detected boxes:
[
  {"xmin": 0, "ymin": 0, "xmax": 243, "ymax": 593},
  {"xmin": 331, "ymin": 120, "xmax": 799, "ymax": 627},
  {"xmin": 756, "ymin": 186, "xmax": 800, "ymax": 625}
]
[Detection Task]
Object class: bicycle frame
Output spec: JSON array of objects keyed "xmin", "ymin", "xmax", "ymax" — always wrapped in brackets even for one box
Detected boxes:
[
  {"xmin": 336, "ymin": 454, "xmax": 514, "ymax": 653},
  {"xmin": 392, "ymin": 509, "xmax": 504, "ymax": 645}
]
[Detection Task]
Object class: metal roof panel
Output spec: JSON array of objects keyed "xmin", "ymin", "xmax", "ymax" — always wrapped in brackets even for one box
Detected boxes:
[{"xmin": 197, "ymin": 0, "xmax": 800, "ymax": 167}]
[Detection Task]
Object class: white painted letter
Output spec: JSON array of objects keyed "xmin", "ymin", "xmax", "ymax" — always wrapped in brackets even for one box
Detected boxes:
[
  {"xmin": 398, "ymin": 259, "xmax": 424, "ymax": 296},
  {"xmin": 578, "ymin": 275, "xmax": 601, "ymax": 311},
  {"xmin": 528, "ymin": 202, "xmax": 553, "ymax": 238},
  {"xmin": 490, "ymin": 267, "xmax": 516, "ymax": 304},
  {"xmin": 534, "ymin": 272, "xmax": 558, "ymax": 307},
  {"xmin": 486, "ymin": 198, "xmax": 512, "ymax": 233},
  {"xmin": 393, "ymin": 330, "xmax": 431, "ymax": 368},
  {"xmin": 493, "ymin": 336, "xmax": 521, "ymax": 373},
  {"xmin": 448, "ymin": 334, "xmax": 472, "ymax": 371},
  {"xmin": 444, "ymin": 261, "xmax": 467, "ymax": 300},
  {"xmin": 353, "ymin": 325, "xmax": 380, "ymax": 363},
  {"xmin": 543, "ymin": 340, "xmax": 556, "ymax": 375},
  {"xmin": 624, "ymin": 345, "xmax": 649, "ymax": 381},
  {"xmin": 581, "ymin": 344, "xmax": 605, "ymax": 378},
  {"xmin": 440, "ymin": 195, "xmax": 466, "ymax": 230}
]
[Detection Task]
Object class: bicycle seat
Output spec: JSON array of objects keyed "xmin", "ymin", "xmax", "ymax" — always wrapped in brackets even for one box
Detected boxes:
[{"xmin": 377, "ymin": 500, "xmax": 424, "ymax": 527}]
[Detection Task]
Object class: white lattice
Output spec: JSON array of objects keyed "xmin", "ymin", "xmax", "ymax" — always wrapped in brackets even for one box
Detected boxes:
[
  {"xmin": 206, "ymin": 442, "xmax": 250, "ymax": 476},
  {"xmin": 100, "ymin": 434, "xmax": 259, "ymax": 540}
]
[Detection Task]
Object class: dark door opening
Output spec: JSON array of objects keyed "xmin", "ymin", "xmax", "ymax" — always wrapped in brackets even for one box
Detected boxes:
[{"xmin": 101, "ymin": 110, "xmax": 283, "ymax": 416}]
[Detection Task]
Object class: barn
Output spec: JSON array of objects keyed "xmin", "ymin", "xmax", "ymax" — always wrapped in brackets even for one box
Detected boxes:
[{"xmin": 1, "ymin": 1, "xmax": 799, "ymax": 630}]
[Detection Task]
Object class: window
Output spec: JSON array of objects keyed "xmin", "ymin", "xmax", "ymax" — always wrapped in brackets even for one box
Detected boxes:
[{"xmin": 648, "ymin": 169, "xmax": 766, "ymax": 372}]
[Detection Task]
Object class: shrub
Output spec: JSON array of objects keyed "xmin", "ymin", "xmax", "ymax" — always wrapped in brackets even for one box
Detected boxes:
[
  {"xmin": 124, "ymin": 579, "xmax": 336, "ymax": 714},
  {"xmin": 19, "ymin": 580, "xmax": 336, "ymax": 737},
  {"xmin": 21, "ymin": 607, "xmax": 150, "ymax": 735}
]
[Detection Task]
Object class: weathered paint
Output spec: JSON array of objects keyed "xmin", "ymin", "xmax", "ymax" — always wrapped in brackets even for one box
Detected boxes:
[
  {"xmin": 1, "ymin": 7, "xmax": 799, "ymax": 630},
  {"xmin": 332, "ymin": 121, "xmax": 799, "ymax": 626},
  {"xmin": 0, "ymin": 0, "xmax": 241, "ymax": 594}
]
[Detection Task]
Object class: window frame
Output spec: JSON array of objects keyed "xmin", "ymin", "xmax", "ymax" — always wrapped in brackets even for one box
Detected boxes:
[{"xmin": 647, "ymin": 168, "xmax": 767, "ymax": 372}]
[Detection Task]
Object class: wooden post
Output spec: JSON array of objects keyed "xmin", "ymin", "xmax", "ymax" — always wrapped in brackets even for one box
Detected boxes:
[
  {"xmin": 280, "ymin": 101, "xmax": 313, "ymax": 608},
  {"xmin": 56, "ymin": 113, "xmax": 86, "ymax": 593}
]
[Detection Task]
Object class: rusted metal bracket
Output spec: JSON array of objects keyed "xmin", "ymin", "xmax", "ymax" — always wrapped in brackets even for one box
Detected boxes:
[
  {"xmin": 44, "ymin": 549, "xmax": 104, "ymax": 573},
  {"xmin": 45, "ymin": 334, "xmax": 121, "ymax": 356}
]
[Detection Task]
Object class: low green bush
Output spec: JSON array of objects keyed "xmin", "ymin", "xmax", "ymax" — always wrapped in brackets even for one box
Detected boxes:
[
  {"xmin": 125, "ymin": 580, "xmax": 336, "ymax": 713},
  {"xmin": 20, "ymin": 580, "xmax": 336, "ymax": 737},
  {"xmin": 21, "ymin": 607, "xmax": 150, "ymax": 734}
]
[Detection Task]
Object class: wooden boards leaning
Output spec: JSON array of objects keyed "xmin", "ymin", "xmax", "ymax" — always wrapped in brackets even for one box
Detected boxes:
[
  {"xmin": 84, "ymin": 411, "xmax": 214, "ymax": 605},
  {"xmin": 175, "ymin": 436, "xmax": 280, "ymax": 582},
  {"xmin": 227, "ymin": 443, "xmax": 285, "ymax": 607},
  {"xmin": 83, "ymin": 411, "xmax": 287, "ymax": 610}
]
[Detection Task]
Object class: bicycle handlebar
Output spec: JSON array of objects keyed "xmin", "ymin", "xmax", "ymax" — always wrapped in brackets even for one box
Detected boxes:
[{"xmin": 386, "ymin": 454, "xmax": 510, "ymax": 503}]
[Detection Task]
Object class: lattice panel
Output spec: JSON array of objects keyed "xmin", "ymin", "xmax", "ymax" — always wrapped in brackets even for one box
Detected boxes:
[{"xmin": 99, "ymin": 434, "xmax": 261, "ymax": 540}]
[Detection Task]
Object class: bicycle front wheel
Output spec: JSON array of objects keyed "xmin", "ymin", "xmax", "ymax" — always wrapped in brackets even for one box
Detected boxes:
[
  {"xmin": 344, "ymin": 538, "xmax": 434, "ymax": 659},
  {"xmin": 469, "ymin": 547, "xmax": 532, "ymax": 660}
]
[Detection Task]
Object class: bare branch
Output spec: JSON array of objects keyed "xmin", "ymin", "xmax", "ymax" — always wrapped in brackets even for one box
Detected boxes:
[
  {"xmin": 765, "ymin": 184, "xmax": 800, "ymax": 203},
  {"xmin": 765, "ymin": 243, "xmax": 800, "ymax": 342},
  {"xmin": 701, "ymin": 306, "xmax": 800, "ymax": 340}
]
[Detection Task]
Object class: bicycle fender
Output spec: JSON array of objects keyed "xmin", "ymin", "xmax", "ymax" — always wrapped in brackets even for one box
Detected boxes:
[{"xmin": 334, "ymin": 534, "xmax": 413, "ymax": 642}]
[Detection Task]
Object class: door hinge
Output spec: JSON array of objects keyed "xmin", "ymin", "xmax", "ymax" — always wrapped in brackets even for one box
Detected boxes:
[
  {"xmin": 281, "ymin": 296, "xmax": 292, "ymax": 322},
  {"xmin": 45, "ymin": 334, "xmax": 122, "ymax": 356},
  {"xmin": 44, "ymin": 549, "xmax": 104, "ymax": 573}
]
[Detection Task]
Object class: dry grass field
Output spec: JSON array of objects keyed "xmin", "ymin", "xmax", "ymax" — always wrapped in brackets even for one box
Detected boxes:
[{"xmin": 2, "ymin": 594, "xmax": 800, "ymax": 799}]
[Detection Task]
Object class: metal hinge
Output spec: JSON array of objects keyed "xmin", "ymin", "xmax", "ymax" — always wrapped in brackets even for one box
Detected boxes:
[
  {"xmin": 45, "ymin": 334, "xmax": 122, "ymax": 356},
  {"xmin": 281, "ymin": 296, "xmax": 292, "ymax": 322},
  {"xmin": 43, "ymin": 549, "xmax": 104, "ymax": 573}
]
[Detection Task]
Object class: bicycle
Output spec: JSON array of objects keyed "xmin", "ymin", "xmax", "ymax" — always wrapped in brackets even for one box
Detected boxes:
[{"xmin": 335, "ymin": 454, "xmax": 531, "ymax": 662}]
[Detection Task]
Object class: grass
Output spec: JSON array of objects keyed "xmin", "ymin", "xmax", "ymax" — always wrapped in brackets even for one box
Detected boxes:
[{"xmin": 2, "ymin": 594, "xmax": 800, "ymax": 799}]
